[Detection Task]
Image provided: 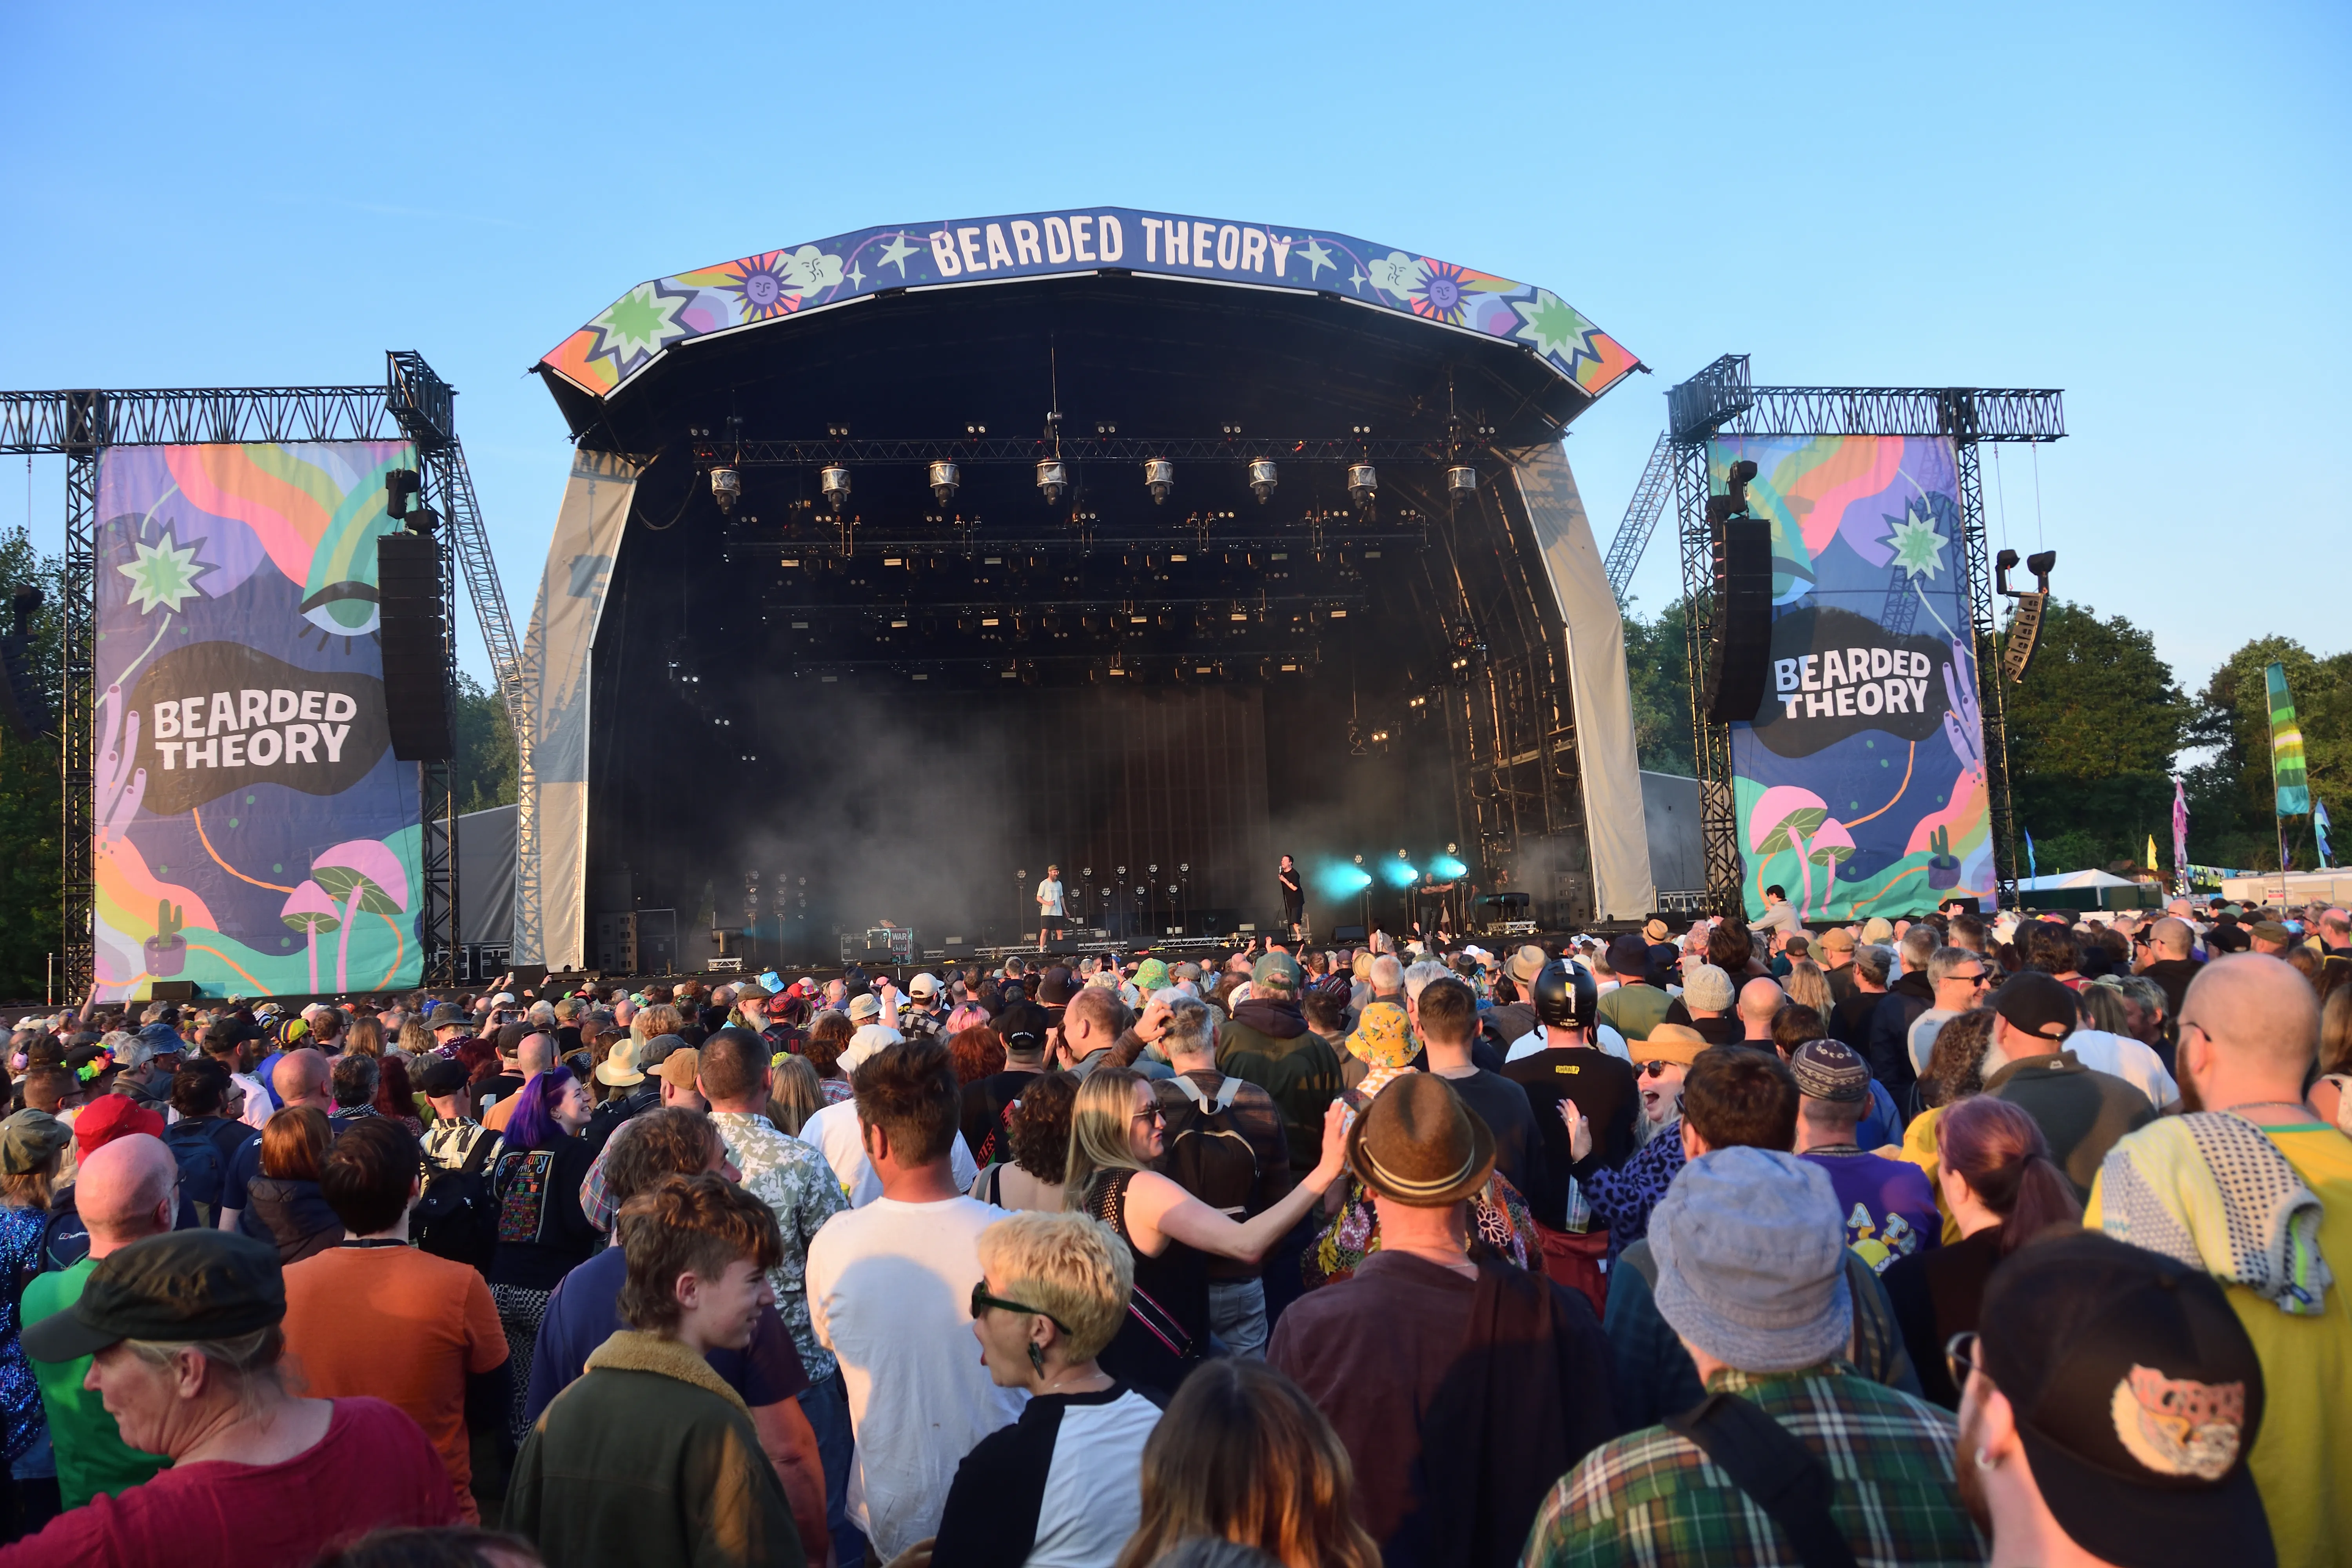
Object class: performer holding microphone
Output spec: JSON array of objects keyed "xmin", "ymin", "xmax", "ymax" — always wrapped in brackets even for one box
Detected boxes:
[
  {"xmin": 1279, "ymin": 853, "xmax": 1305, "ymax": 942},
  {"xmin": 1036, "ymin": 864, "xmax": 1065, "ymax": 949}
]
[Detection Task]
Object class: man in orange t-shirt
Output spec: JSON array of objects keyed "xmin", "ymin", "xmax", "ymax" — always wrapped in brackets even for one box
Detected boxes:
[{"xmin": 281, "ymin": 1118, "xmax": 509, "ymax": 1519}]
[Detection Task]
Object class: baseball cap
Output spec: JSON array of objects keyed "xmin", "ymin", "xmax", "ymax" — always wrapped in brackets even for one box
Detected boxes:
[
  {"xmin": 1789, "ymin": 1038, "xmax": 1870, "ymax": 1102},
  {"xmin": 416, "ymin": 1058, "xmax": 470, "ymax": 1098},
  {"xmin": 0, "ymin": 1110, "xmax": 71, "ymax": 1176},
  {"xmin": 1815, "ymin": 927, "xmax": 1856, "ymax": 953},
  {"xmin": 655, "ymin": 1047, "xmax": 701, "ymax": 1093},
  {"xmin": 1993, "ymin": 971, "xmax": 2076, "ymax": 1043},
  {"xmin": 1252, "ymin": 952, "xmax": 1303, "ymax": 991},
  {"xmin": 1976, "ymin": 1230, "xmax": 2272, "ymax": 1568},
  {"xmin": 24, "ymin": 1230, "xmax": 285, "ymax": 1363},
  {"xmin": 75, "ymin": 1094, "xmax": 166, "ymax": 1154},
  {"xmin": 908, "ymin": 972, "xmax": 941, "ymax": 999},
  {"xmin": 993, "ymin": 1001, "xmax": 1050, "ymax": 1054},
  {"xmin": 494, "ymin": 1022, "xmax": 533, "ymax": 1056},
  {"xmin": 2250, "ymin": 920, "xmax": 2292, "ymax": 945}
]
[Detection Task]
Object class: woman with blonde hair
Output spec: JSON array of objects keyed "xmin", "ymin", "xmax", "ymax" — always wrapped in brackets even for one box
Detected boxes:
[
  {"xmin": 341, "ymin": 1015, "xmax": 385, "ymax": 1058},
  {"xmin": 887, "ymin": 1210, "xmax": 1161, "ymax": 1568},
  {"xmin": 1782, "ymin": 958, "xmax": 1834, "ymax": 1019},
  {"xmin": 1113, "ymin": 1358, "xmax": 1379, "ymax": 1568},
  {"xmin": 1064, "ymin": 1067, "xmax": 1343, "ymax": 1396},
  {"xmin": 765, "ymin": 1054, "xmax": 823, "ymax": 1137}
]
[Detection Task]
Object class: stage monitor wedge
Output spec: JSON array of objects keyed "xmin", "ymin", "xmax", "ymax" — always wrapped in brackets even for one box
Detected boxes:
[{"xmin": 377, "ymin": 532, "xmax": 454, "ymax": 761}]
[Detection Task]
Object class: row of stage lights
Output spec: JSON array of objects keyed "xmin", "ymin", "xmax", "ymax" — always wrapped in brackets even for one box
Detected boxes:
[
  {"xmin": 711, "ymin": 456, "xmax": 1480, "ymax": 515},
  {"xmin": 1324, "ymin": 846, "xmax": 1469, "ymax": 896}
]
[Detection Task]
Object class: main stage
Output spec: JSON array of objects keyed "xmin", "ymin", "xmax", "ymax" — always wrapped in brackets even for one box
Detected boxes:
[{"xmin": 514, "ymin": 207, "xmax": 1664, "ymax": 971}]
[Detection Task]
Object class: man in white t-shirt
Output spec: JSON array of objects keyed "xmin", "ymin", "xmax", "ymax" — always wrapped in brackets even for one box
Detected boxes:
[
  {"xmin": 806, "ymin": 1038, "xmax": 1024, "ymax": 1563},
  {"xmin": 1035, "ymin": 865, "xmax": 1065, "ymax": 949}
]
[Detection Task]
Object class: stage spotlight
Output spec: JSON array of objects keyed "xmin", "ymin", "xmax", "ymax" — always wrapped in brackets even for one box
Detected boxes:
[
  {"xmin": 1143, "ymin": 458, "xmax": 1175, "ymax": 505},
  {"xmin": 1037, "ymin": 459, "xmax": 1069, "ymax": 505},
  {"xmin": 1247, "ymin": 459, "xmax": 1278, "ymax": 503},
  {"xmin": 820, "ymin": 465, "xmax": 851, "ymax": 512},
  {"xmin": 710, "ymin": 467, "xmax": 741, "ymax": 515},
  {"xmin": 1347, "ymin": 463, "xmax": 1377, "ymax": 510},
  {"xmin": 1446, "ymin": 465, "xmax": 1477, "ymax": 498},
  {"xmin": 929, "ymin": 461, "xmax": 960, "ymax": 506},
  {"xmin": 1431, "ymin": 853, "xmax": 1467, "ymax": 878}
]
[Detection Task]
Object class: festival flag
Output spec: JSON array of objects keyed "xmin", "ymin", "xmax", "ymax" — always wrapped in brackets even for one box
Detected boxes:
[
  {"xmin": 2319, "ymin": 798, "xmax": 2336, "ymax": 869},
  {"xmin": 2024, "ymin": 827, "xmax": 2038, "ymax": 884},
  {"xmin": 2145, "ymin": 834, "xmax": 2160, "ymax": 873},
  {"xmin": 2265, "ymin": 662, "xmax": 2311, "ymax": 815},
  {"xmin": 2172, "ymin": 777, "xmax": 2191, "ymax": 892}
]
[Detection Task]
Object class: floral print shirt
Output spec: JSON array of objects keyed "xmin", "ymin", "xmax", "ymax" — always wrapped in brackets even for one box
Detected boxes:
[{"xmin": 709, "ymin": 1110, "xmax": 851, "ymax": 1381}]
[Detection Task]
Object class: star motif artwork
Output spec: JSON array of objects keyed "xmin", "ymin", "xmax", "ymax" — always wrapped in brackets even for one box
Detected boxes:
[
  {"xmin": 1347, "ymin": 266, "xmax": 1367, "ymax": 293},
  {"xmin": 1880, "ymin": 503, "xmax": 1949, "ymax": 579},
  {"xmin": 876, "ymin": 234, "xmax": 921, "ymax": 278},
  {"xmin": 846, "ymin": 259, "xmax": 865, "ymax": 289},
  {"xmin": 118, "ymin": 528, "xmax": 207, "ymax": 614},
  {"xmin": 1300, "ymin": 238, "xmax": 1335, "ymax": 279},
  {"xmin": 1512, "ymin": 290, "xmax": 1587, "ymax": 361},
  {"xmin": 591, "ymin": 284, "xmax": 688, "ymax": 364}
]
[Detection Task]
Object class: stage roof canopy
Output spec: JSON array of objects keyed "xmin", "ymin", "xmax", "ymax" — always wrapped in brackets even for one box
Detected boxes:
[{"xmin": 537, "ymin": 206, "xmax": 1640, "ymax": 446}]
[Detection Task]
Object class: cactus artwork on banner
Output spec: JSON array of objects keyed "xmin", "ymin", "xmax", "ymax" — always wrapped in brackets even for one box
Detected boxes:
[
  {"xmin": 89, "ymin": 443, "xmax": 426, "ymax": 1001},
  {"xmin": 1713, "ymin": 434, "xmax": 1994, "ymax": 920}
]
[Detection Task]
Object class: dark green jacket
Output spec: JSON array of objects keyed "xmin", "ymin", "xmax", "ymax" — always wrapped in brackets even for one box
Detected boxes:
[
  {"xmin": 1218, "ymin": 1018, "xmax": 1342, "ymax": 1170},
  {"xmin": 506, "ymin": 1330, "xmax": 805, "ymax": 1568}
]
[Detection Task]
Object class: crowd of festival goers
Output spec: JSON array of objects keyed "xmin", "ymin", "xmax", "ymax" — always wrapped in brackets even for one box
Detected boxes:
[{"xmin": 0, "ymin": 890, "xmax": 2344, "ymax": 1568}]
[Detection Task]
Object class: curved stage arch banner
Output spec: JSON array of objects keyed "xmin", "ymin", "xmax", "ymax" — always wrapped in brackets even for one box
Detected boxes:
[
  {"xmin": 1711, "ymin": 434, "xmax": 1995, "ymax": 922},
  {"xmin": 91, "ymin": 443, "xmax": 425, "ymax": 1002},
  {"xmin": 541, "ymin": 207, "xmax": 1639, "ymax": 404}
]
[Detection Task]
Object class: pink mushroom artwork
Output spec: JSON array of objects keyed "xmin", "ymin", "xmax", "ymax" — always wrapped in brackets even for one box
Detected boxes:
[
  {"xmin": 310, "ymin": 840, "xmax": 411, "ymax": 991},
  {"xmin": 279, "ymin": 880, "xmax": 341, "ymax": 995},
  {"xmin": 1748, "ymin": 785, "xmax": 1830, "ymax": 919},
  {"xmin": 1803, "ymin": 818, "xmax": 1857, "ymax": 920}
]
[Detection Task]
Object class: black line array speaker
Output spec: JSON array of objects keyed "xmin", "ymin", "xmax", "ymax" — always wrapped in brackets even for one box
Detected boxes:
[
  {"xmin": 1704, "ymin": 513, "xmax": 1774, "ymax": 724},
  {"xmin": 0, "ymin": 585, "xmax": 51, "ymax": 743},
  {"xmin": 378, "ymin": 532, "xmax": 454, "ymax": 761}
]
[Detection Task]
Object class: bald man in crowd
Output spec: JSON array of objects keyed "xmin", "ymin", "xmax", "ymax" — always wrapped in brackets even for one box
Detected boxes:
[
  {"xmin": 482, "ymin": 1030, "xmax": 559, "ymax": 1133},
  {"xmin": 23, "ymin": 1133, "xmax": 179, "ymax": 1507},
  {"xmin": 1736, "ymin": 977, "xmax": 1784, "ymax": 1043},
  {"xmin": 2087, "ymin": 954, "xmax": 2352, "ymax": 1567},
  {"xmin": 217, "ymin": 1046, "xmax": 332, "ymax": 1233},
  {"xmin": 2134, "ymin": 915, "xmax": 2203, "ymax": 1034}
]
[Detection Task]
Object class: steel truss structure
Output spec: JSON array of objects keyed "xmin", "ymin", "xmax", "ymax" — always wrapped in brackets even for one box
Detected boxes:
[
  {"xmin": 1667, "ymin": 355, "xmax": 2062, "ymax": 918},
  {"xmin": 695, "ymin": 435, "xmax": 1483, "ymax": 467},
  {"xmin": 1, "ymin": 356, "xmax": 519, "ymax": 998}
]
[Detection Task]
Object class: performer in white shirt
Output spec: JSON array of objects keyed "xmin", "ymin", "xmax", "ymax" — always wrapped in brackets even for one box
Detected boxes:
[{"xmin": 1036, "ymin": 865, "xmax": 1065, "ymax": 949}]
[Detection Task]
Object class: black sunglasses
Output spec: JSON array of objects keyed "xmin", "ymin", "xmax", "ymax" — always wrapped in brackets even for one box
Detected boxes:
[
  {"xmin": 1639, "ymin": 1060, "xmax": 1684, "ymax": 1078},
  {"xmin": 969, "ymin": 1282, "xmax": 1070, "ymax": 1335}
]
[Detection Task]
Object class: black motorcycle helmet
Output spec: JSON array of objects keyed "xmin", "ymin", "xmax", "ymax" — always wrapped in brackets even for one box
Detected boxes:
[{"xmin": 1532, "ymin": 959, "xmax": 1595, "ymax": 1031}]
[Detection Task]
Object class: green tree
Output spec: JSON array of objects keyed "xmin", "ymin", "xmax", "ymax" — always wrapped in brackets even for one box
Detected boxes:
[
  {"xmin": 1622, "ymin": 599, "xmax": 1695, "ymax": 776},
  {"xmin": 452, "ymin": 670, "xmax": 518, "ymax": 813},
  {"xmin": 2002, "ymin": 600, "xmax": 2189, "ymax": 875},
  {"xmin": 2182, "ymin": 637, "xmax": 2350, "ymax": 871},
  {"xmin": 0, "ymin": 527, "xmax": 65, "ymax": 1000}
]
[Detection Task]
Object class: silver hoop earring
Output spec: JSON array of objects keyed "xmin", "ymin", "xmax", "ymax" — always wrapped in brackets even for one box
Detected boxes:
[{"xmin": 1974, "ymin": 1446, "xmax": 1998, "ymax": 1473}]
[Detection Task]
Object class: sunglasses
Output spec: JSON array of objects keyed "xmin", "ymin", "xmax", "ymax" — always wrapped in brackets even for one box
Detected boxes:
[
  {"xmin": 1948, "ymin": 970, "xmax": 1991, "ymax": 987},
  {"xmin": 1639, "ymin": 1060, "xmax": 1685, "ymax": 1078},
  {"xmin": 1131, "ymin": 1108, "xmax": 1166, "ymax": 1127},
  {"xmin": 1945, "ymin": 1330, "xmax": 1987, "ymax": 1393},
  {"xmin": 969, "ymin": 1282, "xmax": 1070, "ymax": 1335}
]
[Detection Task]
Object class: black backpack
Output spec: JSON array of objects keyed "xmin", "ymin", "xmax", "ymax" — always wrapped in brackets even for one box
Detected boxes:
[
  {"xmin": 410, "ymin": 1128, "xmax": 501, "ymax": 1272},
  {"xmin": 1161, "ymin": 1076, "xmax": 1258, "ymax": 1218},
  {"xmin": 163, "ymin": 1119, "xmax": 227, "ymax": 1214}
]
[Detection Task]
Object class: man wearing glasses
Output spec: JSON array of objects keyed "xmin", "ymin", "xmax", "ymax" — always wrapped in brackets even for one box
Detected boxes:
[{"xmin": 1905, "ymin": 947, "xmax": 1996, "ymax": 1076}]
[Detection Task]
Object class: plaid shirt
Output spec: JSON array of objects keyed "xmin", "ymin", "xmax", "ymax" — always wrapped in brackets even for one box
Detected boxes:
[{"xmin": 1519, "ymin": 1361, "xmax": 1983, "ymax": 1568}]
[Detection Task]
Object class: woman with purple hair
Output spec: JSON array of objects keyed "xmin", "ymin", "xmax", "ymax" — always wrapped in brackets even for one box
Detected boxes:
[{"xmin": 485, "ymin": 1064, "xmax": 598, "ymax": 1446}]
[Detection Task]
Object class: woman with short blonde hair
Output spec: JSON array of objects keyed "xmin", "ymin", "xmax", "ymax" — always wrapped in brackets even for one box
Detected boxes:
[{"xmin": 904, "ymin": 1211, "xmax": 1161, "ymax": 1568}]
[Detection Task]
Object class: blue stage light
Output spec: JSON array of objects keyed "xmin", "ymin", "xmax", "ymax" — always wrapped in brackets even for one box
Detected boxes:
[
  {"xmin": 1430, "ymin": 855, "xmax": 1467, "ymax": 879},
  {"xmin": 1381, "ymin": 858, "xmax": 1419, "ymax": 888},
  {"xmin": 1316, "ymin": 862, "xmax": 1374, "ymax": 898}
]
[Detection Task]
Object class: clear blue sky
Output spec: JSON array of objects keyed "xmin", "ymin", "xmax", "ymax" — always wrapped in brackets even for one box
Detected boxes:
[{"xmin": 5, "ymin": 1, "xmax": 2343, "ymax": 701}]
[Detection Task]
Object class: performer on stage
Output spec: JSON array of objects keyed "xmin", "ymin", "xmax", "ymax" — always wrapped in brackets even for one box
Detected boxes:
[
  {"xmin": 1036, "ymin": 864, "xmax": 1065, "ymax": 949},
  {"xmin": 1414, "ymin": 866, "xmax": 1458, "ymax": 940},
  {"xmin": 1278, "ymin": 853, "xmax": 1305, "ymax": 942}
]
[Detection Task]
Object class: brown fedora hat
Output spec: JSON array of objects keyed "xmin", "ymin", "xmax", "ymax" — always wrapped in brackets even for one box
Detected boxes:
[{"xmin": 1347, "ymin": 1073, "xmax": 1496, "ymax": 1208}]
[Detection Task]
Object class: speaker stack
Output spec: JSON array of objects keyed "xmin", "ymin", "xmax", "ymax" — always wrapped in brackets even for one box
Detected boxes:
[
  {"xmin": 377, "ymin": 533, "xmax": 454, "ymax": 761},
  {"xmin": 1703, "ymin": 463, "xmax": 1773, "ymax": 724}
]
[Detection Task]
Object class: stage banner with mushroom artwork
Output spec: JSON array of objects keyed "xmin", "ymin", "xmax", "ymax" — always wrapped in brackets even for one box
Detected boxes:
[
  {"xmin": 91, "ymin": 443, "xmax": 425, "ymax": 1001},
  {"xmin": 1710, "ymin": 433, "xmax": 1995, "ymax": 922}
]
